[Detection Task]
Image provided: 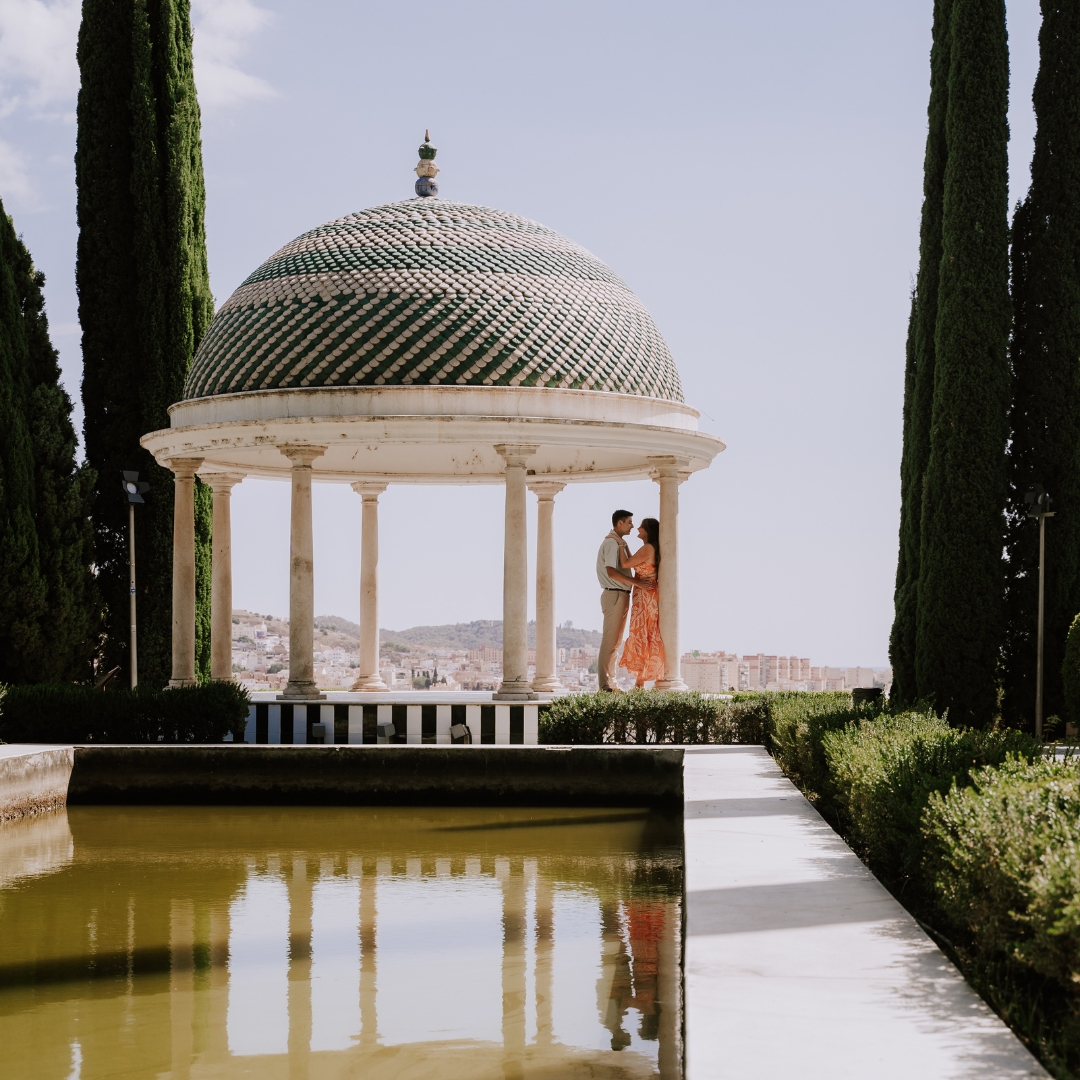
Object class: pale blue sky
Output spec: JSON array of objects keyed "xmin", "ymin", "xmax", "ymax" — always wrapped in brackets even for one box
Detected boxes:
[{"xmin": 0, "ymin": 0, "xmax": 1042, "ymax": 664}]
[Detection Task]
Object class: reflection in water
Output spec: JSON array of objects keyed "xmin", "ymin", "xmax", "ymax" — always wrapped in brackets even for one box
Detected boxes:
[{"xmin": 0, "ymin": 806, "xmax": 682, "ymax": 1079}]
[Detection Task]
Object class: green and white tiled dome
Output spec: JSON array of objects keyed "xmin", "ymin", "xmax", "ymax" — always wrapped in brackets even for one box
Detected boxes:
[{"xmin": 183, "ymin": 200, "xmax": 684, "ymax": 403}]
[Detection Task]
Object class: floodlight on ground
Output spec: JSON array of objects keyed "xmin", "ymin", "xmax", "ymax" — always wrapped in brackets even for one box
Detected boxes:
[
  {"xmin": 450, "ymin": 723, "xmax": 472, "ymax": 744},
  {"xmin": 377, "ymin": 722, "xmax": 396, "ymax": 743}
]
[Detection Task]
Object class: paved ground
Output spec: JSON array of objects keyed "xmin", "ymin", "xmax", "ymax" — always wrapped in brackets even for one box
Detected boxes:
[{"xmin": 683, "ymin": 746, "xmax": 1048, "ymax": 1079}]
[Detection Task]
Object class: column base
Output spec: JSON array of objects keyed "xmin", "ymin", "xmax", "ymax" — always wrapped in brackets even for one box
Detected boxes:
[
  {"xmin": 531, "ymin": 675, "xmax": 563, "ymax": 693},
  {"xmin": 654, "ymin": 678, "xmax": 689, "ymax": 692},
  {"xmin": 494, "ymin": 679, "xmax": 539, "ymax": 701},
  {"xmin": 168, "ymin": 678, "xmax": 198, "ymax": 689},
  {"xmin": 350, "ymin": 673, "xmax": 388, "ymax": 692},
  {"xmin": 279, "ymin": 681, "xmax": 326, "ymax": 700}
]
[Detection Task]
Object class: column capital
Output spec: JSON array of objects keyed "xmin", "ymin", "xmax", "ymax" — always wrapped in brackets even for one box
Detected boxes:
[
  {"xmin": 494, "ymin": 443, "xmax": 539, "ymax": 469},
  {"xmin": 279, "ymin": 445, "xmax": 326, "ymax": 468},
  {"xmin": 527, "ymin": 480, "xmax": 566, "ymax": 500},
  {"xmin": 167, "ymin": 456, "xmax": 204, "ymax": 480},
  {"xmin": 648, "ymin": 455, "xmax": 691, "ymax": 482},
  {"xmin": 199, "ymin": 470, "xmax": 246, "ymax": 494},
  {"xmin": 351, "ymin": 481, "xmax": 389, "ymax": 499}
]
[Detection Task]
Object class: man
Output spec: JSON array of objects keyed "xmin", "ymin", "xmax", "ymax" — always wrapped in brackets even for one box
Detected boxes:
[{"xmin": 596, "ymin": 510, "xmax": 638, "ymax": 692}]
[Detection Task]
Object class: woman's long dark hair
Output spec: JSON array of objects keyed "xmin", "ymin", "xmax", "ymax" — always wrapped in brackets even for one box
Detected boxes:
[{"xmin": 641, "ymin": 517, "xmax": 660, "ymax": 567}]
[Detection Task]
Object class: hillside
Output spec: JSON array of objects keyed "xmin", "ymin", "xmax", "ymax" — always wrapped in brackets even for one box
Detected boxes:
[{"xmin": 313, "ymin": 616, "xmax": 602, "ymax": 651}]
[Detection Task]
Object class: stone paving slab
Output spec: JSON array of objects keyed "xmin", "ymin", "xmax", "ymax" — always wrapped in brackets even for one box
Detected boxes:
[{"xmin": 683, "ymin": 746, "xmax": 1048, "ymax": 1079}]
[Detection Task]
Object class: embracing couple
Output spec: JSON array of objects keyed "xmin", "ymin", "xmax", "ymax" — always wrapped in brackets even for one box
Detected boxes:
[{"xmin": 595, "ymin": 510, "xmax": 665, "ymax": 692}]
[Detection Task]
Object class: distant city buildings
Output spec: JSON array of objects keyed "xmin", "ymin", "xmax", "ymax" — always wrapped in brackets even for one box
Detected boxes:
[{"xmin": 681, "ymin": 652, "xmax": 892, "ymax": 694}]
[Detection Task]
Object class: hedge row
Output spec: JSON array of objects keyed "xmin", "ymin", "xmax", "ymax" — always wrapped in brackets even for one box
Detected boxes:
[
  {"xmin": 0, "ymin": 681, "xmax": 250, "ymax": 744},
  {"xmin": 538, "ymin": 689, "xmax": 770, "ymax": 745}
]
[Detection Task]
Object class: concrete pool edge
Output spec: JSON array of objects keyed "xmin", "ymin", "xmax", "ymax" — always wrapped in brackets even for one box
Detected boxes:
[{"xmin": 0, "ymin": 745, "xmax": 74, "ymax": 822}]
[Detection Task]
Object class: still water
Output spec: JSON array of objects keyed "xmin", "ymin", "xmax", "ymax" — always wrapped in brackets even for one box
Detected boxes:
[{"xmin": 0, "ymin": 806, "xmax": 682, "ymax": 1079}]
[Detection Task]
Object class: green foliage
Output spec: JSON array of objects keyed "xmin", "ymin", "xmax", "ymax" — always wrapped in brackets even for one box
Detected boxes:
[
  {"xmin": 0, "ymin": 201, "xmax": 99, "ymax": 684},
  {"xmin": 915, "ymin": 0, "xmax": 1011, "ymax": 727},
  {"xmin": 76, "ymin": 0, "xmax": 214, "ymax": 690},
  {"xmin": 0, "ymin": 680, "xmax": 249, "ymax": 743},
  {"xmin": 892, "ymin": 0, "xmax": 954, "ymax": 707},
  {"xmin": 824, "ymin": 713, "xmax": 1041, "ymax": 907},
  {"xmin": 538, "ymin": 690, "xmax": 769, "ymax": 746},
  {"xmin": 1003, "ymin": 1, "xmax": 1080, "ymax": 731}
]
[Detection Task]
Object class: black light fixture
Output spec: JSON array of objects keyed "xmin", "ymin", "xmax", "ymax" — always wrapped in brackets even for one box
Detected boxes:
[{"xmin": 122, "ymin": 471, "xmax": 150, "ymax": 504}]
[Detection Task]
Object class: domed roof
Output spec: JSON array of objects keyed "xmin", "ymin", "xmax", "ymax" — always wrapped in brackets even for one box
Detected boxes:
[{"xmin": 182, "ymin": 200, "xmax": 684, "ymax": 403}]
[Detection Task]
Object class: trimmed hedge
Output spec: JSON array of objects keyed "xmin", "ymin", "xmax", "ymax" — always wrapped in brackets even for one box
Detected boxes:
[
  {"xmin": 539, "ymin": 689, "xmax": 769, "ymax": 745},
  {"xmin": 822, "ymin": 712, "xmax": 1041, "ymax": 907},
  {"xmin": 0, "ymin": 681, "xmax": 250, "ymax": 743}
]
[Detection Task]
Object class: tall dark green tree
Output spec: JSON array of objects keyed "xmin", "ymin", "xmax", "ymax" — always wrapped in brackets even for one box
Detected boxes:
[
  {"xmin": 77, "ymin": 0, "xmax": 214, "ymax": 689},
  {"xmin": 890, "ymin": 0, "xmax": 954, "ymax": 707},
  {"xmin": 1002, "ymin": 0, "xmax": 1080, "ymax": 729},
  {"xmin": 0, "ymin": 201, "xmax": 99, "ymax": 683},
  {"xmin": 915, "ymin": 0, "xmax": 1011, "ymax": 726}
]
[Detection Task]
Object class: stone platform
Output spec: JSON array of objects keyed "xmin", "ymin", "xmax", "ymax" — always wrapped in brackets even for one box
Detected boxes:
[{"xmin": 243, "ymin": 691, "xmax": 543, "ymax": 745}]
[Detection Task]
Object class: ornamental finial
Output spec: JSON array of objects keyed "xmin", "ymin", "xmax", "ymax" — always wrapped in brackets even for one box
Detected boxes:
[{"xmin": 414, "ymin": 131, "xmax": 439, "ymax": 197}]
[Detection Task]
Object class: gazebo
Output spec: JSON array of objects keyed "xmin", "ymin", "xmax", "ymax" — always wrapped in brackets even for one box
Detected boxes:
[{"xmin": 141, "ymin": 138, "xmax": 724, "ymax": 740}]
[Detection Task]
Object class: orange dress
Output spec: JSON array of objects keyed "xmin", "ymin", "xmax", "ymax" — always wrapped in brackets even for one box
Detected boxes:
[{"xmin": 620, "ymin": 562, "xmax": 666, "ymax": 684}]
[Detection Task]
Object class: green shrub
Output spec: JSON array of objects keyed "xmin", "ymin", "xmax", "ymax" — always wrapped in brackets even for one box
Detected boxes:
[
  {"xmin": 823, "ymin": 713, "xmax": 1042, "ymax": 905},
  {"xmin": 538, "ymin": 689, "xmax": 769, "ymax": 745},
  {"xmin": 925, "ymin": 757, "xmax": 1080, "ymax": 989},
  {"xmin": 760, "ymin": 690, "xmax": 869, "ymax": 802},
  {"xmin": 0, "ymin": 681, "xmax": 250, "ymax": 743}
]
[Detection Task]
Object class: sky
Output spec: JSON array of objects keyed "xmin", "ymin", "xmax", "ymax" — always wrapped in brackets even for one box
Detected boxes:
[{"xmin": 0, "ymin": 0, "xmax": 1044, "ymax": 665}]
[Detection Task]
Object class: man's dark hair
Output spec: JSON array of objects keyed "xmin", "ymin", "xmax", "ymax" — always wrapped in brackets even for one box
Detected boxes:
[{"xmin": 612, "ymin": 509, "xmax": 633, "ymax": 528}]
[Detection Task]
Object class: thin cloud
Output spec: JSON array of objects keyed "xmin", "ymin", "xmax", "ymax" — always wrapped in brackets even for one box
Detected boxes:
[
  {"xmin": 0, "ymin": 136, "xmax": 37, "ymax": 206},
  {"xmin": 0, "ymin": 0, "xmax": 80, "ymax": 117},
  {"xmin": 192, "ymin": 0, "xmax": 275, "ymax": 109}
]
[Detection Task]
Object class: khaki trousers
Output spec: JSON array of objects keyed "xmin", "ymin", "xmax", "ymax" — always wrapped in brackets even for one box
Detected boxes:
[{"xmin": 598, "ymin": 589, "xmax": 630, "ymax": 690}]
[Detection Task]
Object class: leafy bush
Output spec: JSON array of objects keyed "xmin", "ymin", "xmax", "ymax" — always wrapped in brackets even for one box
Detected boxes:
[
  {"xmin": 0, "ymin": 681, "xmax": 250, "ymax": 743},
  {"xmin": 539, "ymin": 689, "xmax": 769, "ymax": 745},
  {"xmin": 925, "ymin": 757, "xmax": 1080, "ymax": 990},
  {"xmin": 823, "ymin": 712, "xmax": 1041, "ymax": 905},
  {"xmin": 761, "ymin": 690, "xmax": 870, "ymax": 801}
]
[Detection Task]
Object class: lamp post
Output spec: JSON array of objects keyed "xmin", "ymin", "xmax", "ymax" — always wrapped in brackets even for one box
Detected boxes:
[
  {"xmin": 122, "ymin": 471, "xmax": 149, "ymax": 689},
  {"xmin": 1025, "ymin": 486, "xmax": 1055, "ymax": 739}
]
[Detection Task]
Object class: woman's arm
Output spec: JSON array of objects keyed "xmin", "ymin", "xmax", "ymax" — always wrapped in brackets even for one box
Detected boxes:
[{"xmin": 621, "ymin": 543, "xmax": 655, "ymax": 570}]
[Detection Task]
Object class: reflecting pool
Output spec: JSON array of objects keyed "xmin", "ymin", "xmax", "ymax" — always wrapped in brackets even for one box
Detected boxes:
[{"xmin": 0, "ymin": 806, "xmax": 682, "ymax": 1079}]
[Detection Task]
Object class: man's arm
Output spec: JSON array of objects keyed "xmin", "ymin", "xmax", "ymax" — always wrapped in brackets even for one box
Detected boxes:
[{"xmin": 606, "ymin": 566, "xmax": 636, "ymax": 589}]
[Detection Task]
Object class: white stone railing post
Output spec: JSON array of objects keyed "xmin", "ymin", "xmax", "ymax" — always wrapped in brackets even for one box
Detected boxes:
[
  {"xmin": 201, "ymin": 472, "xmax": 245, "ymax": 682},
  {"xmin": 280, "ymin": 445, "xmax": 326, "ymax": 700},
  {"xmin": 168, "ymin": 456, "xmax": 203, "ymax": 688},
  {"xmin": 528, "ymin": 481, "xmax": 565, "ymax": 693},
  {"xmin": 495, "ymin": 444, "xmax": 538, "ymax": 700},
  {"xmin": 351, "ymin": 481, "xmax": 389, "ymax": 691}
]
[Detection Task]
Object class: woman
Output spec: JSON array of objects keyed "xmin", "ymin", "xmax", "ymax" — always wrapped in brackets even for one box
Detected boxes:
[{"xmin": 618, "ymin": 517, "xmax": 665, "ymax": 687}]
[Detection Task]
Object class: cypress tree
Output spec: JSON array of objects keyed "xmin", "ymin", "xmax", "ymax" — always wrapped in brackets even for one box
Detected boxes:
[
  {"xmin": 0, "ymin": 201, "xmax": 99, "ymax": 683},
  {"xmin": 77, "ymin": 0, "xmax": 214, "ymax": 689},
  {"xmin": 915, "ymin": 0, "xmax": 1011, "ymax": 726},
  {"xmin": 1002, "ymin": 0, "xmax": 1080, "ymax": 729},
  {"xmin": 890, "ymin": 0, "xmax": 954, "ymax": 707}
]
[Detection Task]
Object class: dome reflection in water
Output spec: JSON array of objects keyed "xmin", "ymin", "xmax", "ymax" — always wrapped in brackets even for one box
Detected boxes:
[{"xmin": 0, "ymin": 806, "xmax": 682, "ymax": 1079}]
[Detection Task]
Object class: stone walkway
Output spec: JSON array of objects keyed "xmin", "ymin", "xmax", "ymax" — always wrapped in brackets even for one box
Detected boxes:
[{"xmin": 683, "ymin": 746, "xmax": 1048, "ymax": 1079}]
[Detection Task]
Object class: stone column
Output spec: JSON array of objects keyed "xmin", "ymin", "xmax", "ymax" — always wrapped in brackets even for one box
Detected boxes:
[
  {"xmin": 528, "ymin": 481, "xmax": 565, "ymax": 693},
  {"xmin": 494, "ymin": 444, "xmax": 538, "ymax": 700},
  {"xmin": 351, "ymin": 482, "xmax": 388, "ymax": 691},
  {"xmin": 280, "ymin": 446, "xmax": 326, "ymax": 700},
  {"xmin": 168, "ymin": 457, "xmax": 203, "ymax": 688},
  {"xmin": 201, "ymin": 472, "xmax": 245, "ymax": 682},
  {"xmin": 650, "ymin": 456, "xmax": 689, "ymax": 691}
]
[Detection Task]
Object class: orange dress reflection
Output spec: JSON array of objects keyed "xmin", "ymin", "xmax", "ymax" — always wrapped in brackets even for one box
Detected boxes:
[{"xmin": 620, "ymin": 562, "xmax": 665, "ymax": 684}]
